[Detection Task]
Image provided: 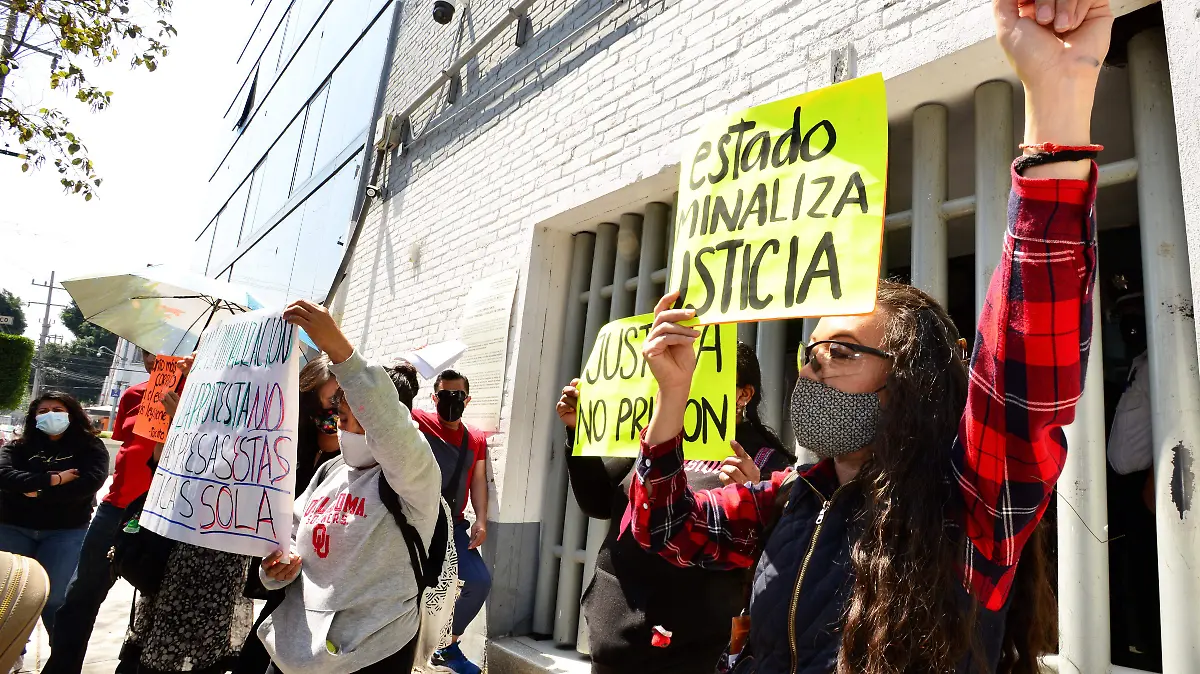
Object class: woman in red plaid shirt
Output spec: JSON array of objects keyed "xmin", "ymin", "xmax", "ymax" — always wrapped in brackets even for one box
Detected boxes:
[{"xmin": 628, "ymin": 1, "xmax": 1112, "ymax": 672}]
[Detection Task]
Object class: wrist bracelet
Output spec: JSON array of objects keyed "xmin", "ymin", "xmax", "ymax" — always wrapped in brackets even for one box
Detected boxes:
[
  {"xmin": 1014, "ymin": 149, "xmax": 1099, "ymax": 175},
  {"xmin": 1019, "ymin": 142, "xmax": 1104, "ymax": 153}
]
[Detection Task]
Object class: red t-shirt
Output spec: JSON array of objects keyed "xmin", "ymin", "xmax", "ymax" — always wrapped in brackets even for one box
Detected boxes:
[
  {"xmin": 412, "ymin": 409, "xmax": 487, "ymax": 520},
  {"xmin": 105, "ymin": 382, "xmax": 157, "ymax": 508}
]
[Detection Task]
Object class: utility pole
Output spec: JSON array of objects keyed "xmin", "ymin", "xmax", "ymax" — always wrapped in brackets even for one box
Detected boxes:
[{"xmin": 28, "ymin": 272, "xmax": 66, "ymax": 399}]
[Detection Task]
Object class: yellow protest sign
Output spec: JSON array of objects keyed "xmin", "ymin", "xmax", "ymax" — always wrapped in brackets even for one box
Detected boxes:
[
  {"xmin": 573, "ymin": 313, "xmax": 736, "ymax": 461},
  {"xmin": 670, "ymin": 73, "xmax": 888, "ymax": 324}
]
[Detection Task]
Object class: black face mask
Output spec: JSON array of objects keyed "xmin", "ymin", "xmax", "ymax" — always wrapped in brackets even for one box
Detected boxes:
[{"xmin": 436, "ymin": 390, "xmax": 467, "ymax": 423}]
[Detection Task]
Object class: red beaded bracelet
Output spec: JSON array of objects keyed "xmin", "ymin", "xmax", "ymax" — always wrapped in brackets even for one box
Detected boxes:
[{"xmin": 1019, "ymin": 142, "xmax": 1104, "ymax": 153}]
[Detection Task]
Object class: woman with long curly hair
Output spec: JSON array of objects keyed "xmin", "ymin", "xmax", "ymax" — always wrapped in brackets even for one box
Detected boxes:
[{"xmin": 627, "ymin": 1, "xmax": 1110, "ymax": 672}]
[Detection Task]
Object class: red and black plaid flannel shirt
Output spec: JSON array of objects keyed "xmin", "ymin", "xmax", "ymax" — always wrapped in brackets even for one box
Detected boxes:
[{"xmin": 628, "ymin": 160, "xmax": 1098, "ymax": 612}]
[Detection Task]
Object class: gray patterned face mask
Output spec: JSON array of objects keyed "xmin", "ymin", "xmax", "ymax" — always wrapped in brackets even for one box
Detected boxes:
[{"xmin": 790, "ymin": 377, "xmax": 881, "ymax": 459}]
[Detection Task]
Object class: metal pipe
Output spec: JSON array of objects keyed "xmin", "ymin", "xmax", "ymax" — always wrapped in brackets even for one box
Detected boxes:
[
  {"xmin": 1098, "ymin": 158, "xmax": 1138, "ymax": 188},
  {"xmin": 756, "ymin": 322, "xmax": 786, "ymax": 432},
  {"xmin": 665, "ymin": 194, "xmax": 678, "ymax": 286},
  {"xmin": 609, "ymin": 214, "xmax": 642, "ymax": 319},
  {"xmin": 738, "ymin": 323, "xmax": 758, "ymax": 349},
  {"xmin": 397, "ymin": 0, "xmax": 537, "ymax": 126},
  {"xmin": 942, "ymin": 195, "xmax": 976, "ymax": 220},
  {"xmin": 885, "ymin": 210, "xmax": 913, "ymax": 230},
  {"xmin": 974, "ymin": 80, "xmax": 1013, "ymax": 317},
  {"xmin": 587, "ymin": 267, "xmax": 671, "ymax": 303},
  {"xmin": 533, "ymin": 232, "xmax": 595, "ymax": 634},
  {"xmin": 884, "ymin": 158, "xmax": 1137, "ymax": 234},
  {"xmin": 635, "ymin": 203, "xmax": 670, "ymax": 313},
  {"xmin": 576, "ymin": 215, "xmax": 642, "ymax": 652},
  {"xmin": 554, "ymin": 223, "xmax": 618, "ymax": 645},
  {"xmin": 1129, "ymin": 27, "xmax": 1200, "ymax": 671},
  {"xmin": 911, "ymin": 104, "xmax": 949, "ymax": 305},
  {"xmin": 1056, "ymin": 292, "xmax": 1111, "ymax": 673}
]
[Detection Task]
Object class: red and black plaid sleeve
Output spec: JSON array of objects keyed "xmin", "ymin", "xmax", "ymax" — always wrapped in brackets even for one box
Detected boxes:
[
  {"xmin": 953, "ymin": 160, "xmax": 1098, "ymax": 611},
  {"xmin": 627, "ymin": 431, "xmax": 790, "ymax": 570}
]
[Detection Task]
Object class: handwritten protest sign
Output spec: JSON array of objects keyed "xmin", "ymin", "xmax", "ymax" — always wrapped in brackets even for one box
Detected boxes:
[
  {"xmin": 573, "ymin": 313, "xmax": 736, "ymax": 461},
  {"xmin": 670, "ymin": 74, "xmax": 888, "ymax": 324},
  {"xmin": 141, "ymin": 309, "xmax": 299, "ymax": 557},
  {"xmin": 133, "ymin": 355, "xmax": 184, "ymax": 443}
]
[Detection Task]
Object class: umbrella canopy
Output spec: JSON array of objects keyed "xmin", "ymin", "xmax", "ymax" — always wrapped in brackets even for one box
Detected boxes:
[{"xmin": 62, "ymin": 265, "xmax": 263, "ymax": 356}]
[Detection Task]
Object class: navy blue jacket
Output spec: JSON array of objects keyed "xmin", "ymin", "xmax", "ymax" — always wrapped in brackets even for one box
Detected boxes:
[{"xmin": 734, "ymin": 468, "xmax": 1009, "ymax": 674}]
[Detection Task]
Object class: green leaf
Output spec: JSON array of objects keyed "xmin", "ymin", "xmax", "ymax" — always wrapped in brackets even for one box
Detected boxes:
[
  {"xmin": 84, "ymin": 192, "xmax": 93, "ymax": 201},
  {"xmin": 20, "ymin": 164, "xmax": 28, "ymax": 173}
]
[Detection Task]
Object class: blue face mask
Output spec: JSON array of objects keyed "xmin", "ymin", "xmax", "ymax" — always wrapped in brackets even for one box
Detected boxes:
[{"xmin": 36, "ymin": 411, "xmax": 71, "ymax": 437}]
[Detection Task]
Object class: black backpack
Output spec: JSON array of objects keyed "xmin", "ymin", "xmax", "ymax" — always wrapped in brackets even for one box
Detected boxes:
[
  {"xmin": 109, "ymin": 492, "xmax": 177, "ymax": 595},
  {"xmin": 312, "ymin": 456, "xmax": 451, "ymax": 594}
]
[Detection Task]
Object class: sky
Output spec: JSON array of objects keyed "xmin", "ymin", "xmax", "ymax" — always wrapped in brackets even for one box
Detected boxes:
[{"xmin": 0, "ymin": 3, "xmax": 248, "ymax": 342}]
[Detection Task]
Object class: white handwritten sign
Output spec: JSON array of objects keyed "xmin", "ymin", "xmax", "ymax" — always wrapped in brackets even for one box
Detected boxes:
[{"xmin": 141, "ymin": 309, "xmax": 299, "ymax": 557}]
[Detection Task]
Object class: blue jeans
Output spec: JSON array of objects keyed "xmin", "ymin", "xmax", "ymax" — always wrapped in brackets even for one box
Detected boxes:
[
  {"xmin": 0, "ymin": 522, "xmax": 87, "ymax": 641},
  {"xmin": 451, "ymin": 519, "xmax": 491, "ymax": 636},
  {"xmin": 41, "ymin": 501, "xmax": 125, "ymax": 672}
]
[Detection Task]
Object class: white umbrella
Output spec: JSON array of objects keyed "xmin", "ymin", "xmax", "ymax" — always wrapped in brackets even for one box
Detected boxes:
[{"xmin": 61, "ymin": 264, "xmax": 263, "ymax": 356}]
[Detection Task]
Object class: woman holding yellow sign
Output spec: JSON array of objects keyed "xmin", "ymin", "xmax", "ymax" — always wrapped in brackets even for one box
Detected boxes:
[
  {"xmin": 628, "ymin": 0, "xmax": 1111, "ymax": 672},
  {"xmin": 556, "ymin": 342, "xmax": 793, "ymax": 673}
]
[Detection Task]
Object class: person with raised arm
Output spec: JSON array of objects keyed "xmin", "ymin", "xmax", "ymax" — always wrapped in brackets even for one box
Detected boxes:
[
  {"xmin": 257, "ymin": 300, "xmax": 442, "ymax": 674},
  {"xmin": 628, "ymin": 1, "xmax": 1111, "ymax": 671}
]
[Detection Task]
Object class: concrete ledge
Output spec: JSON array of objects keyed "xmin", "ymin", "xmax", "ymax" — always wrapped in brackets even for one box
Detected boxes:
[{"xmin": 486, "ymin": 636, "xmax": 592, "ymax": 674}]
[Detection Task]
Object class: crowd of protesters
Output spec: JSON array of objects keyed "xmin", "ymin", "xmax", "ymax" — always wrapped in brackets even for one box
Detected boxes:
[{"xmin": 0, "ymin": 1, "xmax": 1125, "ymax": 672}]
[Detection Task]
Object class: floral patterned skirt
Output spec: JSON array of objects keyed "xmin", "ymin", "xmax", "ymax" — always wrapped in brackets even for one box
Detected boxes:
[{"xmin": 123, "ymin": 542, "xmax": 254, "ymax": 673}]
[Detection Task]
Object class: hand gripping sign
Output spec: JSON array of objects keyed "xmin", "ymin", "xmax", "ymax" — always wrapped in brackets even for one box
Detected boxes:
[
  {"xmin": 670, "ymin": 74, "xmax": 888, "ymax": 324},
  {"xmin": 573, "ymin": 313, "xmax": 736, "ymax": 461},
  {"xmin": 141, "ymin": 309, "xmax": 299, "ymax": 557}
]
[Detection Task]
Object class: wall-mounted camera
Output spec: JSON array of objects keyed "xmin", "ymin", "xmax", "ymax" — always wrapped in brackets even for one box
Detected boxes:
[
  {"xmin": 433, "ymin": 1, "xmax": 455, "ymax": 25},
  {"xmin": 364, "ymin": 184, "xmax": 381, "ymax": 199}
]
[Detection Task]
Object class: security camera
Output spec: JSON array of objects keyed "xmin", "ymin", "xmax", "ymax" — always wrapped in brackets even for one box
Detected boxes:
[
  {"xmin": 364, "ymin": 184, "xmax": 381, "ymax": 199},
  {"xmin": 432, "ymin": 0, "xmax": 455, "ymax": 24}
]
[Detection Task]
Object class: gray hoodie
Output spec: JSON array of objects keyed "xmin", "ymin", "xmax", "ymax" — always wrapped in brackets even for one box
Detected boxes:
[{"xmin": 258, "ymin": 351, "xmax": 441, "ymax": 674}]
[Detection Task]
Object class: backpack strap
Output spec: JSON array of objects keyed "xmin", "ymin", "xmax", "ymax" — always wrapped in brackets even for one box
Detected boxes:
[
  {"xmin": 379, "ymin": 476, "xmax": 449, "ymax": 593},
  {"xmin": 441, "ymin": 428, "xmax": 473, "ymax": 518}
]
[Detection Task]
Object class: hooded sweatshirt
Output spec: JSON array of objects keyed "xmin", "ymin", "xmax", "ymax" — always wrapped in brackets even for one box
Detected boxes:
[{"xmin": 258, "ymin": 351, "xmax": 441, "ymax": 674}]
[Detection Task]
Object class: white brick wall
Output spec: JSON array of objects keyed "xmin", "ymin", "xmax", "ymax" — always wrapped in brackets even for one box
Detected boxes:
[
  {"xmin": 335, "ymin": 0, "xmax": 1160, "ymax": 648},
  {"xmin": 342, "ymin": 0, "xmax": 1006, "ymax": 497}
]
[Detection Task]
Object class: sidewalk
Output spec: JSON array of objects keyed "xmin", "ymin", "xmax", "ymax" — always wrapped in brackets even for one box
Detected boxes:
[
  {"xmin": 19, "ymin": 577, "xmax": 136, "ymax": 673},
  {"xmin": 17, "ymin": 467, "xmax": 136, "ymax": 673}
]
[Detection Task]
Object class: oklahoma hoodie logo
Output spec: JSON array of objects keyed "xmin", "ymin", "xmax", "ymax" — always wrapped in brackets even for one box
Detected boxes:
[
  {"xmin": 313, "ymin": 524, "xmax": 330, "ymax": 558},
  {"xmin": 302, "ymin": 491, "xmax": 369, "ymax": 526}
]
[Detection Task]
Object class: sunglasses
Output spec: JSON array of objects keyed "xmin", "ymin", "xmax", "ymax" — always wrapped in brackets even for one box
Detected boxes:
[{"xmin": 436, "ymin": 389, "xmax": 467, "ymax": 402}]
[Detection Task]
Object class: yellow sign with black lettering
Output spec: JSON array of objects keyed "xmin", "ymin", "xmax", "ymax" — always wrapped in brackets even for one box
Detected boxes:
[
  {"xmin": 669, "ymin": 73, "xmax": 888, "ymax": 324},
  {"xmin": 573, "ymin": 314, "xmax": 736, "ymax": 461}
]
